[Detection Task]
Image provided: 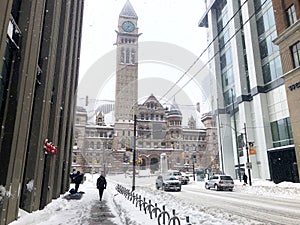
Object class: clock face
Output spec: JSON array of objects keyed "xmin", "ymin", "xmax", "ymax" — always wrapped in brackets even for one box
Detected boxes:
[{"xmin": 122, "ymin": 21, "xmax": 135, "ymax": 32}]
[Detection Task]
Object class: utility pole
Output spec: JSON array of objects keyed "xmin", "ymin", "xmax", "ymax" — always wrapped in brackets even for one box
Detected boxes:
[
  {"xmin": 231, "ymin": 88, "xmax": 241, "ymax": 182},
  {"xmin": 132, "ymin": 114, "xmax": 137, "ymax": 192},
  {"xmin": 103, "ymin": 142, "xmax": 106, "ymax": 176},
  {"xmin": 244, "ymin": 123, "xmax": 252, "ymax": 186},
  {"xmin": 217, "ymin": 98, "xmax": 225, "ymax": 173}
]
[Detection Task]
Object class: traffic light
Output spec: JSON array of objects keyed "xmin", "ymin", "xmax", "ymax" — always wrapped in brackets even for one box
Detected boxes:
[
  {"xmin": 181, "ymin": 152, "xmax": 185, "ymax": 159},
  {"xmin": 125, "ymin": 137, "xmax": 133, "ymax": 151},
  {"xmin": 249, "ymin": 142, "xmax": 253, "ymax": 148},
  {"xmin": 237, "ymin": 134, "xmax": 244, "ymax": 157},
  {"xmin": 249, "ymin": 142, "xmax": 256, "ymax": 155},
  {"xmin": 138, "ymin": 157, "xmax": 143, "ymax": 164},
  {"xmin": 123, "ymin": 153, "xmax": 129, "ymax": 163}
]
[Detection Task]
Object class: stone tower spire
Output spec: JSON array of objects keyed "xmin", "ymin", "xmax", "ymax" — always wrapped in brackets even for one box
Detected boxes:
[{"xmin": 119, "ymin": 0, "xmax": 138, "ymax": 19}]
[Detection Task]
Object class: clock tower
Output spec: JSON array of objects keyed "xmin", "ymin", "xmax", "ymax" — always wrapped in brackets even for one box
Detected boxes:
[
  {"xmin": 114, "ymin": 1, "xmax": 140, "ymax": 149},
  {"xmin": 115, "ymin": 0, "xmax": 140, "ymax": 122}
]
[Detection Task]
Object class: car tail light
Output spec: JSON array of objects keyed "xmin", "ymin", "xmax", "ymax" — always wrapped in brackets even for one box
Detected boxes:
[
  {"xmin": 231, "ymin": 181, "xmax": 234, "ymax": 184},
  {"xmin": 219, "ymin": 181, "xmax": 224, "ymax": 184}
]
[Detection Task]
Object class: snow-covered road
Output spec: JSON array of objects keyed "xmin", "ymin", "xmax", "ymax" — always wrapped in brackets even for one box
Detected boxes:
[{"xmin": 174, "ymin": 184, "xmax": 300, "ymax": 224}]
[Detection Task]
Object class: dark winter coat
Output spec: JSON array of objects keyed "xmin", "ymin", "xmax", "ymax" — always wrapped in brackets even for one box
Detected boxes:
[
  {"xmin": 243, "ymin": 174, "xmax": 248, "ymax": 183},
  {"xmin": 74, "ymin": 173, "xmax": 84, "ymax": 184},
  {"xmin": 97, "ymin": 175, "xmax": 107, "ymax": 189}
]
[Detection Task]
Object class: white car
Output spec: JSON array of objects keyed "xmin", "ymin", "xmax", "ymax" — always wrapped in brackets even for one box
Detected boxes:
[
  {"xmin": 156, "ymin": 175, "xmax": 181, "ymax": 191},
  {"xmin": 205, "ymin": 174, "xmax": 234, "ymax": 191},
  {"xmin": 168, "ymin": 171, "xmax": 189, "ymax": 185}
]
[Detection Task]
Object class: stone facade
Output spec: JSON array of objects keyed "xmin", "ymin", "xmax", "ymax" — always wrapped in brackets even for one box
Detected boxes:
[
  {"xmin": 73, "ymin": 95, "xmax": 219, "ymax": 175},
  {"xmin": 273, "ymin": 0, "xmax": 300, "ymax": 182}
]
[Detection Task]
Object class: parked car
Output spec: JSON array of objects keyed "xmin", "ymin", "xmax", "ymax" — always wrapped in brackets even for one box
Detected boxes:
[
  {"xmin": 156, "ymin": 175, "xmax": 181, "ymax": 191},
  {"xmin": 180, "ymin": 172, "xmax": 190, "ymax": 184},
  {"xmin": 205, "ymin": 174, "xmax": 234, "ymax": 191},
  {"xmin": 168, "ymin": 171, "xmax": 189, "ymax": 185}
]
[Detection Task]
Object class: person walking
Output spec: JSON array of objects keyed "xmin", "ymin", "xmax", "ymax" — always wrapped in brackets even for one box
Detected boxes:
[
  {"xmin": 97, "ymin": 174, "xmax": 107, "ymax": 201},
  {"xmin": 74, "ymin": 171, "xmax": 84, "ymax": 192},
  {"xmin": 243, "ymin": 173, "xmax": 248, "ymax": 185}
]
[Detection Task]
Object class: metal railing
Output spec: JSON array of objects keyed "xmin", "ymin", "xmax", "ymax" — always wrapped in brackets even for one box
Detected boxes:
[{"xmin": 115, "ymin": 184, "xmax": 192, "ymax": 225}]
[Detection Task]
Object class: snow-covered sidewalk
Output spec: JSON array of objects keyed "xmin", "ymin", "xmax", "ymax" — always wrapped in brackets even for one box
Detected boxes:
[{"xmin": 9, "ymin": 173, "xmax": 300, "ymax": 225}]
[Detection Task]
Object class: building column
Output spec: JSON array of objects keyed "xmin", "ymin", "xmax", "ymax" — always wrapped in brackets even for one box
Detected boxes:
[{"xmin": 0, "ymin": 0, "xmax": 13, "ymax": 72}]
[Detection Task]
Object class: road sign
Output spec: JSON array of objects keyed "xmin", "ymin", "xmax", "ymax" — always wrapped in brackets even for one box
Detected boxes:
[{"xmin": 246, "ymin": 162, "xmax": 252, "ymax": 169}]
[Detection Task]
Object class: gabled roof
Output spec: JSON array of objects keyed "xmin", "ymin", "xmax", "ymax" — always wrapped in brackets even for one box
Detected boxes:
[
  {"xmin": 119, "ymin": 0, "xmax": 138, "ymax": 19},
  {"xmin": 140, "ymin": 94, "xmax": 164, "ymax": 109}
]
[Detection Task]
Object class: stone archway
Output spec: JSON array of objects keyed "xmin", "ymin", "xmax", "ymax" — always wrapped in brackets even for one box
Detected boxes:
[{"xmin": 150, "ymin": 157, "xmax": 159, "ymax": 172}]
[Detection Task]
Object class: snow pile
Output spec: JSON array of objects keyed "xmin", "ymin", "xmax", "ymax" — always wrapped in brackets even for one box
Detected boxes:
[{"xmin": 234, "ymin": 179, "xmax": 300, "ymax": 200}]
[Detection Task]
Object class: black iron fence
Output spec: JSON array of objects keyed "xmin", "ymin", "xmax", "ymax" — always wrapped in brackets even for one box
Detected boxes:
[{"xmin": 115, "ymin": 184, "xmax": 192, "ymax": 225}]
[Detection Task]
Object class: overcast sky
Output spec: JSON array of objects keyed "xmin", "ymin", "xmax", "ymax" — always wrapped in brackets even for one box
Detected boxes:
[{"xmin": 78, "ymin": 0, "xmax": 210, "ymax": 111}]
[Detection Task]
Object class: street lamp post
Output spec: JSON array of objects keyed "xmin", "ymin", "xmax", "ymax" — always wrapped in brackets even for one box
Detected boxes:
[
  {"xmin": 231, "ymin": 88, "xmax": 242, "ymax": 182},
  {"xmin": 244, "ymin": 123, "xmax": 252, "ymax": 186},
  {"xmin": 217, "ymin": 98, "xmax": 225, "ymax": 173},
  {"xmin": 192, "ymin": 156, "xmax": 196, "ymax": 181},
  {"xmin": 132, "ymin": 114, "xmax": 137, "ymax": 192}
]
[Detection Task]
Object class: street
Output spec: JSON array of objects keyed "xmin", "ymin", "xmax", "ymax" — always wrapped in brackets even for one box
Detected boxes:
[{"xmin": 169, "ymin": 184, "xmax": 300, "ymax": 224}]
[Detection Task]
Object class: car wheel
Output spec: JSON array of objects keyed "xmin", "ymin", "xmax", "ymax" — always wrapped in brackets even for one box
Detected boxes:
[
  {"xmin": 178, "ymin": 187, "xmax": 181, "ymax": 192},
  {"xmin": 205, "ymin": 183, "xmax": 210, "ymax": 189},
  {"xmin": 214, "ymin": 184, "xmax": 220, "ymax": 191},
  {"xmin": 156, "ymin": 184, "xmax": 159, "ymax": 190},
  {"xmin": 229, "ymin": 188, "xmax": 233, "ymax": 191}
]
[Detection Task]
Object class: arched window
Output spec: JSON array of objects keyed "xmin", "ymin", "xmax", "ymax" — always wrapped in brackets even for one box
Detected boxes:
[
  {"xmin": 90, "ymin": 142, "xmax": 94, "ymax": 149},
  {"xmin": 120, "ymin": 48, "xmax": 124, "ymax": 63},
  {"xmin": 126, "ymin": 48, "xmax": 130, "ymax": 63},
  {"xmin": 131, "ymin": 49, "xmax": 135, "ymax": 64}
]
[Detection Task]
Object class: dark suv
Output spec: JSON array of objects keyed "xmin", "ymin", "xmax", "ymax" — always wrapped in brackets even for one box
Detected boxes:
[
  {"xmin": 205, "ymin": 174, "xmax": 234, "ymax": 191},
  {"xmin": 156, "ymin": 175, "xmax": 181, "ymax": 191}
]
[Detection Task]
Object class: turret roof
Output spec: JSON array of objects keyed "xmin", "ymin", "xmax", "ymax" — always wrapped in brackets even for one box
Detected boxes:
[{"xmin": 119, "ymin": 0, "xmax": 138, "ymax": 19}]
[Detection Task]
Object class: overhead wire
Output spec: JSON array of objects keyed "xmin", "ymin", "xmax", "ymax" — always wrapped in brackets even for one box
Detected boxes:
[{"xmin": 160, "ymin": 0, "xmax": 271, "ymax": 103}]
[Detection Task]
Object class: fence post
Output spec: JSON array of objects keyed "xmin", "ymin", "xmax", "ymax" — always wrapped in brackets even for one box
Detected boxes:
[
  {"xmin": 136, "ymin": 195, "xmax": 141, "ymax": 207},
  {"xmin": 157, "ymin": 205, "xmax": 170, "ymax": 225},
  {"xmin": 142, "ymin": 197, "xmax": 148, "ymax": 214},
  {"xmin": 167, "ymin": 209, "xmax": 181, "ymax": 225},
  {"xmin": 186, "ymin": 216, "xmax": 191, "ymax": 225},
  {"xmin": 151, "ymin": 203, "xmax": 161, "ymax": 219},
  {"xmin": 147, "ymin": 199, "xmax": 154, "ymax": 216}
]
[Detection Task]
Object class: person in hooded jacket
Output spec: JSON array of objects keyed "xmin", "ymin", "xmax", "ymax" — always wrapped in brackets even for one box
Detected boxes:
[
  {"xmin": 97, "ymin": 174, "xmax": 107, "ymax": 201},
  {"xmin": 74, "ymin": 171, "xmax": 84, "ymax": 192}
]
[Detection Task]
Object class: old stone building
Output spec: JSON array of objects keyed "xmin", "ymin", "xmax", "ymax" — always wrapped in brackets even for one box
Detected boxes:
[{"xmin": 73, "ymin": 95, "xmax": 219, "ymax": 175}]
